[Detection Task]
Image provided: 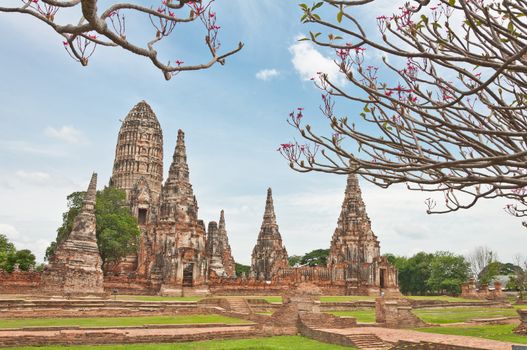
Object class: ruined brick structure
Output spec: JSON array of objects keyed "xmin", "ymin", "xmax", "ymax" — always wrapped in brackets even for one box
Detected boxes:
[
  {"xmin": 108, "ymin": 102, "xmax": 210, "ymax": 295},
  {"xmin": 40, "ymin": 173, "xmax": 105, "ymax": 296},
  {"xmin": 327, "ymin": 174, "xmax": 398, "ymax": 295},
  {"xmin": 37, "ymin": 101, "xmax": 398, "ymax": 297},
  {"xmin": 460, "ymin": 278, "xmax": 504, "ymax": 300},
  {"xmin": 207, "ymin": 210, "xmax": 236, "ymax": 278},
  {"xmin": 250, "ymin": 188, "xmax": 289, "ymax": 281}
]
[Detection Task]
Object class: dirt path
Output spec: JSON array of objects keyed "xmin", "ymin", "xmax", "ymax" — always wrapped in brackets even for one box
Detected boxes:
[{"xmin": 322, "ymin": 327, "xmax": 522, "ymax": 350}]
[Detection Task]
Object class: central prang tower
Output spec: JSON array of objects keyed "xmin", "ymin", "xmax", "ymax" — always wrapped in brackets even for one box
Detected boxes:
[{"xmin": 110, "ymin": 100, "xmax": 163, "ymax": 225}]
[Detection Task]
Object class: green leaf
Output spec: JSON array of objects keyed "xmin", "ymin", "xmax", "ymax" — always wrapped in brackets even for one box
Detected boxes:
[
  {"xmin": 299, "ymin": 3, "xmax": 308, "ymax": 10},
  {"xmin": 312, "ymin": 2, "xmax": 323, "ymax": 10},
  {"xmin": 337, "ymin": 11, "xmax": 343, "ymax": 23},
  {"xmin": 448, "ymin": 0, "xmax": 455, "ymax": 6},
  {"xmin": 420, "ymin": 15, "xmax": 428, "ymax": 24},
  {"xmin": 363, "ymin": 105, "xmax": 370, "ymax": 113},
  {"xmin": 298, "ymin": 37, "xmax": 310, "ymax": 41}
]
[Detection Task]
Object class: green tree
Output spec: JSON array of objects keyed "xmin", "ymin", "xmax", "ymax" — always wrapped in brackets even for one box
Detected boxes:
[
  {"xmin": 235, "ymin": 263, "xmax": 250, "ymax": 276},
  {"xmin": 13, "ymin": 249, "xmax": 36, "ymax": 271},
  {"xmin": 300, "ymin": 249, "xmax": 329, "ymax": 267},
  {"xmin": 46, "ymin": 187, "xmax": 140, "ymax": 269},
  {"xmin": 0, "ymin": 235, "xmax": 36, "ymax": 272},
  {"xmin": 479, "ymin": 261, "xmax": 503, "ymax": 285},
  {"xmin": 288, "ymin": 255, "xmax": 302, "ymax": 267},
  {"xmin": 428, "ymin": 252, "xmax": 470, "ymax": 295},
  {"xmin": 0, "ymin": 234, "xmax": 16, "ymax": 271},
  {"xmin": 95, "ymin": 187, "xmax": 140, "ymax": 268},
  {"xmin": 401, "ymin": 252, "xmax": 434, "ymax": 296}
]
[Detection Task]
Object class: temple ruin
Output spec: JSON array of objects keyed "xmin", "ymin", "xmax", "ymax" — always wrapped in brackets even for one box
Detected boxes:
[
  {"xmin": 250, "ymin": 188, "xmax": 289, "ymax": 281},
  {"xmin": 207, "ymin": 210, "xmax": 236, "ymax": 279},
  {"xmin": 327, "ymin": 174, "xmax": 399, "ymax": 295},
  {"xmin": 108, "ymin": 102, "xmax": 209, "ymax": 295},
  {"xmin": 37, "ymin": 101, "xmax": 398, "ymax": 296},
  {"xmin": 40, "ymin": 173, "xmax": 105, "ymax": 296}
]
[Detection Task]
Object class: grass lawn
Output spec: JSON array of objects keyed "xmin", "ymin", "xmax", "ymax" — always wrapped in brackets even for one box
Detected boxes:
[
  {"xmin": 406, "ymin": 296, "xmax": 484, "ymax": 303},
  {"xmin": 325, "ymin": 309, "xmax": 375, "ymax": 323},
  {"xmin": 320, "ymin": 296, "xmax": 375, "ymax": 303},
  {"xmin": 417, "ymin": 324, "xmax": 527, "ymax": 344},
  {"xmin": 116, "ymin": 295, "xmax": 202, "ymax": 302},
  {"xmin": 0, "ymin": 315, "xmax": 250, "ymax": 329},
  {"xmin": 8, "ymin": 336, "xmax": 355, "ymax": 350},
  {"xmin": 414, "ymin": 307, "xmax": 520, "ymax": 324},
  {"xmin": 326, "ymin": 306, "xmax": 520, "ymax": 324}
]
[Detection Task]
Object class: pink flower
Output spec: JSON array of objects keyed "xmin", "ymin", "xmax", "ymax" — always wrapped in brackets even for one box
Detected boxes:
[
  {"xmin": 63, "ymin": 41, "xmax": 69, "ymax": 46},
  {"xmin": 175, "ymin": 60, "xmax": 184, "ymax": 66}
]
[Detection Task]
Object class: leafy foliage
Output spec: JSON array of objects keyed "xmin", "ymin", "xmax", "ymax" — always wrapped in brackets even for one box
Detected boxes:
[
  {"xmin": 46, "ymin": 187, "xmax": 140, "ymax": 268},
  {"xmin": 388, "ymin": 251, "xmax": 469, "ymax": 296},
  {"xmin": 0, "ymin": 234, "xmax": 36, "ymax": 272},
  {"xmin": 288, "ymin": 255, "xmax": 302, "ymax": 267},
  {"xmin": 300, "ymin": 249, "xmax": 329, "ymax": 266},
  {"xmin": 289, "ymin": 249, "xmax": 330, "ymax": 267},
  {"xmin": 235, "ymin": 263, "xmax": 250, "ymax": 276},
  {"xmin": 427, "ymin": 252, "xmax": 470, "ymax": 295}
]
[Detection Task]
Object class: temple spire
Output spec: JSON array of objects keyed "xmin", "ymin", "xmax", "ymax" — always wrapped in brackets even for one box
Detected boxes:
[
  {"xmin": 337, "ymin": 173, "xmax": 371, "ymax": 232},
  {"xmin": 219, "ymin": 209, "xmax": 226, "ymax": 230},
  {"xmin": 262, "ymin": 187, "xmax": 277, "ymax": 228},
  {"xmin": 82, "ymin": 173, "xmax": 97, "ymax": 213},
  {"xmin": 167, "ymin": 129, "xmax": 189, "ymax": 183},
  {"xmin": 251, "ymin": 188, "xmax": 288, "ymax": 280}
]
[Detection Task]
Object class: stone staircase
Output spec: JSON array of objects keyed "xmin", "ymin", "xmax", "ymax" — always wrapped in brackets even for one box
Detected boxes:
[
  {"xmin": 345, "ymin": 333, "xmax": 391, "ymax": 350},
  {"xmin": 225, "ymin": 297, "xmax": 252, "ymax": 314}
]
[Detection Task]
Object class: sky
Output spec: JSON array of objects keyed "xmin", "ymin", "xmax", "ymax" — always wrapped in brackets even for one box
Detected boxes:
[{"xmin": 0, "ymin": 0, "xmax": 525, "ymax": 265}]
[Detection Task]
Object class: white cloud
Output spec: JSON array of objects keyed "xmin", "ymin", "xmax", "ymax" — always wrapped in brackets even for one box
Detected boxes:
[
  {"xmin": 0, "ymin": 140, "xmax": 67, "ymax": 157},
  {"xmin": 289, "ymin": 38, "xmax": 346, "ymax": 86},
  {"xmin": 0, "ymin": 223, "xmax": 51, "ymax": 262},
  {"xmin": 15, "ymin": 171, "xmax": 51, "ymax": 184},
  {"xmin": 44, "ymin": 126, "xmax": 86, "ymax": 144},
  {"xmin": 0, "ymin": 223, "xmax": 20, "ymax": 241},
  {"xmin": 256, "ymin": 69, "xmax": 280, "ymax": 81}
]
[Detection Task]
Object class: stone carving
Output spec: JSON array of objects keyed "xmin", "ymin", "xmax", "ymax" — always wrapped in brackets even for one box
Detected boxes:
[
  {"xmin": 327, "ymin": 174, "xmax": 398, "ymax": 295},
  {"xmin": 207, "ymin": 210, "xmax": 236, "ymax": 278},
  {"xmin": 40, "ymin": 173, "xmax": 105, "ymax": 296},
  {"xmin": 250, "ymin": 188, "xmax": 289, "ymax": 281}
]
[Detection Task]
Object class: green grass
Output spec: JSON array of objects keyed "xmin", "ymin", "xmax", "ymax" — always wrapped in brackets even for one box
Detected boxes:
[
  {"xmin": 325, "ymin": 309, "xmax": 375, "ymax": 323},
  {"xmin": 406, "ymin": 296, "xmax": 485, "ymax": 303},
  {"xmin": 116, "ymin": 295, "xmax": 202, "ymax": 302},
  {"xmin": 417, "ymin": 324, "xmax": 527, "ymax": 344},
  {"xmin": 0, "ymin": 315, "xmax": 250, "ymax": 329},
  {"xmin": 325, "ymin": 306, "xmax": 521, "ymax": 324},
  {"xmin": 320, "ymin": 296, "xmax": 375, "ymax": 303},
  {"xmin": 414, "ymin": 307, "xmax": 520, "ymax": 324},
  {"xmin": 7, "ymin": 336, "xmax": 355, "ymax": 350}
]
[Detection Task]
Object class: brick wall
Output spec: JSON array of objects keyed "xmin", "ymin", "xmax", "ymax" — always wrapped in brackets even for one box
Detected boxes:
[{"xmin": 0, "ymin": 271, "xmax": 41, "ymax": 294}]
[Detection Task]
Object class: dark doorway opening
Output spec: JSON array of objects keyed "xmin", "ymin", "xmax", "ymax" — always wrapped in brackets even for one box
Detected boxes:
[
  {"xmin": 138, "ymin": 209, "xmax": 147, "ymax": 225},
  {"xmin": 380, "ymin": 268, "xmax": 386, "ymax": 289},
  {"xmin": 183, "ymin": 263, "xmax": 194, "ymax": 287}
]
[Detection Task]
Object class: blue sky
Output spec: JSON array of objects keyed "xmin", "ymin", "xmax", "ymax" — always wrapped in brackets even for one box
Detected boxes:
[{"xmin": 0, "ymin": 0, "xmax": 525, "ymax": 265}]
